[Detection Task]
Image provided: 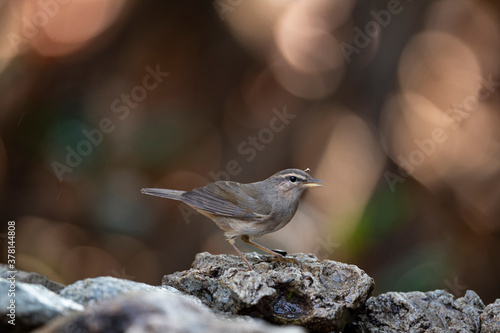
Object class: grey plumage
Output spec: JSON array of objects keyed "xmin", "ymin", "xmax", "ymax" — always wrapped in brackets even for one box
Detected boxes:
[{"xmin": 141, "ymin": 168, "xmax": 323, "ymax": 270}]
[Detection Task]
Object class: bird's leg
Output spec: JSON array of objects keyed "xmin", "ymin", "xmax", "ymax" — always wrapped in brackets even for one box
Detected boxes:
[
  {"xmin": 240, "ymin": 235, "xmax": 298, "ymax": 266},
  {"xmin": 228, "ymin": 238, "xmax": 253, "ymax": 270}
]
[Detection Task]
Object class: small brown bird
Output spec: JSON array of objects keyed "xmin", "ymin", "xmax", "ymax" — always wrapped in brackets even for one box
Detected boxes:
[{"xmin": 141, "ymin": 168, "xmax": 323, "ymax": 270}]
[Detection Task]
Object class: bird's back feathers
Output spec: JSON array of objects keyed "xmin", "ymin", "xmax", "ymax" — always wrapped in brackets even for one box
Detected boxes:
[{"xmin": 182, "ymin": 181, "xmax": 271, "ymax": 221}]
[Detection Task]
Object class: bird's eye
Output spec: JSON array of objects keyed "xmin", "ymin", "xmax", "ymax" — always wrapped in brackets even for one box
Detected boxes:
[{"xmin": 289, "ymin": 176, "xmax": 297, "ymax": 182}]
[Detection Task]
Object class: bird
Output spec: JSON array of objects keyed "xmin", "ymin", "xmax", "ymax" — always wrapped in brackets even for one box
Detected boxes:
[{"xmin": 141, "ymin": 168, "xmax": 323, "ymax": 270}]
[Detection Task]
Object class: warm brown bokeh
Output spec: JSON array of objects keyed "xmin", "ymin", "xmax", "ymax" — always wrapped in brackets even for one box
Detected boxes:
[{"xmin": 1, "ymin": 0, "xmax": 499, "ymax": 303}]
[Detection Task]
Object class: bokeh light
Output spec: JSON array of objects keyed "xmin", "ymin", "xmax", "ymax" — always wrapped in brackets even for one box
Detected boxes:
[{"xmin": 1, "ymin": 0, "xmax": 500, "ymax": 304}]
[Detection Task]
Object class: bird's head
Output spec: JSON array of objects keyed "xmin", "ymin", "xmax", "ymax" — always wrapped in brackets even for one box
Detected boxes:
[{"xmin": 266, "ymin": 168, "xmax": 323, "ymax": 199}]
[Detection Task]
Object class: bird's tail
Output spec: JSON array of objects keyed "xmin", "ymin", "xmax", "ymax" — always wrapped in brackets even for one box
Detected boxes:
[{"xmin": 141, "ymin": 188, "xmax": 186, "ymax": 200}]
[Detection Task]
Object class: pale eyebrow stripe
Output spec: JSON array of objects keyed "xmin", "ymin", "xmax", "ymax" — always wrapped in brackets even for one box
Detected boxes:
[{"xmin": 281, "ymin": 173, "xmax": 305, "ymax": 179}]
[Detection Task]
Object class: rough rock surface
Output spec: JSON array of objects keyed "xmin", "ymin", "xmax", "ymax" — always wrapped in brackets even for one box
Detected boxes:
[
  {"xmin": 3, "ymin": 255, "xmax": 499, "ymax": 333},
  {"xmin": 481, "ymin": 299, "xmax": 500, "ymax": 333},
  {"xmin": 0, "ymin": 279, "xmax": 83, "ymax": 332},
  {"xmin": 37, "ymin": 289, "xmax": 306, "ymax": 333},
  {"xmin": 0, "ymin": 264, "xmax": 64, "ymax": 293},
  {"xmin": 162, "ymin": 252, "xmax": 375, "ymax": 332},
  {"xmin": 59, "ymin": 276, "xmax": 175, "ymax": 306},
  {"xmin": 345, "ymin": 289, "xmax": 485, "ymax": 332}
]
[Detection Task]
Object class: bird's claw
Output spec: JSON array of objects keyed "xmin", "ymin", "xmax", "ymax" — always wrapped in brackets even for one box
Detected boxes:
[{"xmin": 271, "ymin": 254, "xmax": 302, "ymax": 268}]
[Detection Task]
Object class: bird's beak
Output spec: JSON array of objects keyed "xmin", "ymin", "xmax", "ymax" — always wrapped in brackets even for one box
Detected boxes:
[{"xmin": 304, "ymin": 178, "xmax": 323, "ymax": 187}]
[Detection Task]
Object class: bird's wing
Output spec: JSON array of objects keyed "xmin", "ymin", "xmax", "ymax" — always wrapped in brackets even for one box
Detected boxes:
[{"xmin": 181, "ymin": 181, "xmax": 271, "ymax": 221}]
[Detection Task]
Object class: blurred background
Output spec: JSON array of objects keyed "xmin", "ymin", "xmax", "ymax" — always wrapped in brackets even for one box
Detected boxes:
[{"xmin": 1, "ymin": 0, "xmax": 499, "ymax": 304}]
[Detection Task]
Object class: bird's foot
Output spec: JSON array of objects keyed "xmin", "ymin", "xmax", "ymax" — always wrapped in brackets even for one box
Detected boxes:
[{"xmin": 270, "ymin": 253, "xmax": 301, "ymax": 268}]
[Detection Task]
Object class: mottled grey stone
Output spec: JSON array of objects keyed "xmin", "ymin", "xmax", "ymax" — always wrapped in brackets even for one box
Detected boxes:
[
  {"xmin": 0, "ymin": 264, "xmax": 65, "ymax": 293},
  {"xmin": 345, "ymin": 289, "xmax": 484, "ymax": 333},
  {"xmin": 0, "ymin": 278, "xmax": 83, "ymax": 332},
  {"xmin": 36, "ymin": 289, "xmax": 306, "ymax": 333},
  {"xmin": 59, "ymin": 276, "xmax": 176, "ymax": 306},
  {"xmin": 481, "ymin": 299, "xmax": 500, "ymax": 333},
  {"xmin": 162, "ymin": 252, "xmax": 375, "ymax": 332}
]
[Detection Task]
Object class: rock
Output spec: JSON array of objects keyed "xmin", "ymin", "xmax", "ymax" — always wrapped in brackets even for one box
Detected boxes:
[
  {"xmin": 0, "ymin": 278, "xmax": 83, "ymax": 332},
  {"xmin": 345, "ymin": 289, "xmax": 484, "ymax": 332},
  {"xmin": 36, "ymin": 289, "xmax": 306, "ymax": 333},
  {"xmin": 162, "ymin": 252, "xmax": 375, "ymax": 332},
  {"xmin": 481, "ymin": 299, "xmax": 500, "ymax": 333},
  {"xmin": 59, "ymin": 276, "xmax": 176, "ymax": 306},
  {"xmin": 5, "ymin": 255, "xmax": 496, "ymax": 333},
  {"xmin": 0, "ymin": 264, "xmax": 65, "ymax": 293}
]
